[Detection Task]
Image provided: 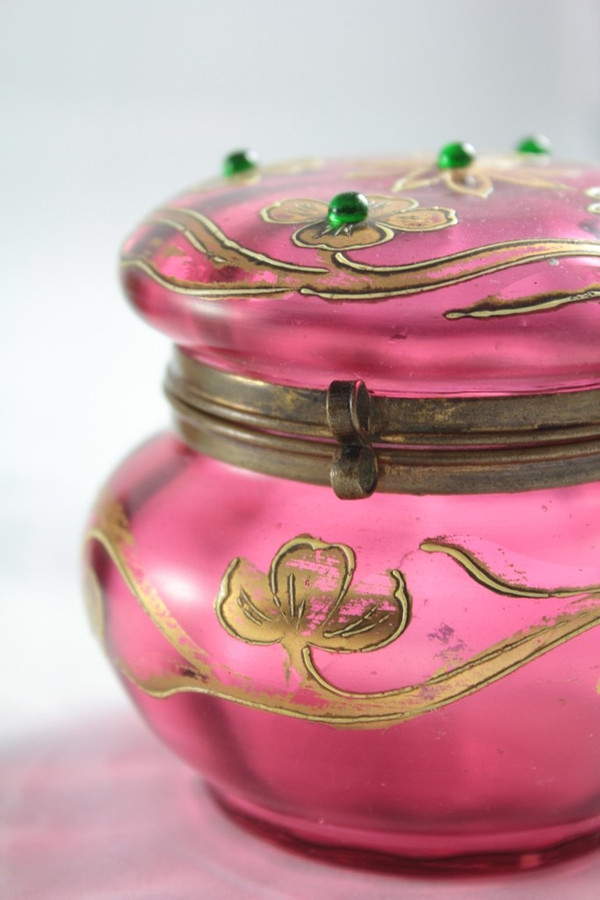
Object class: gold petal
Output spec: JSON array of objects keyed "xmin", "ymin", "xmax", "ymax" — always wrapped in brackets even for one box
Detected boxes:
[
  {"xmin": 392, "ymin": 165, "xmax": 439, "ymax": 193},
  {"xmin": 293, "ymin": 222, "xmax": 392, "ymax": 250},
  {"xmin": 312, "ymin": 569, "xmax": 411, "ymax": 653},
  {"xmin": 261, "ymin": 198, "xmax": 328, "ymax": 225},
  {"xmin": 588, "ymin": 202, "xmax": 600, "ymax": 216},
  {"xmin": 367, "ymin": 194, "xmax": 418, "ymax": 217},
  {"xmin": 493, "ymin": 171, "xmax": 568, "ymax": 191},
  {"xmin": 386, "ymin": 206, "xmax": 458, "ymax": 232},
  {"xmin": 216, "ymin": 557, "xmax": 284, "ymax": 645},
  {"xmin": 444, "ymin": 169, "xmax": 494, "ymax": 198},
  {"xmin": 270, "ymin": 536, "xmax": 355, "ymax": 638}
]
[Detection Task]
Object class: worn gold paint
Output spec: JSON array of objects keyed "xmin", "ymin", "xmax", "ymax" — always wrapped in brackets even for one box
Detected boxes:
[
  {"xmin": 446, "ymin": 285, "xmax": 600, "ymax": 319},
  {"xmin": 216, "ymin": 535, "xmax": 410, "ymax": 657}
]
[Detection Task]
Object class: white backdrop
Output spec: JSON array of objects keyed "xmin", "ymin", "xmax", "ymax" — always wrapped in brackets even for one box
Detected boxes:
[{"xmin": 2, "ymin": 0, "xmax": 600, "ymax": 740}]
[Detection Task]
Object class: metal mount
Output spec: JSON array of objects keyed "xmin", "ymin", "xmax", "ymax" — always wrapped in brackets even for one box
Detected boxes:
[{"xmin": 326, "ymin": 380, "xmax": 378, "ymax": 499}]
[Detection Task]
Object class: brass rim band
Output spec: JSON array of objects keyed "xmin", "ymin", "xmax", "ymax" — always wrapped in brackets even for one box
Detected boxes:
[{"xmin": 165, "ymin": 350, "xmax": 600, "ymax": 497}]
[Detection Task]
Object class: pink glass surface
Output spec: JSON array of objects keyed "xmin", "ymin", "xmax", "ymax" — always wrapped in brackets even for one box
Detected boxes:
[
  {"xmin": 120, "ymin": 156, "xmax": 600, "ymax": 396},
  {"xmin": 84, "ymin": 433, "xmax": 600, "ymax": 867}
]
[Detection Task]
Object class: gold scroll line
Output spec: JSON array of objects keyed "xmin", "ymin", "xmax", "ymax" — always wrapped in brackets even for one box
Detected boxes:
[
  {"xmin": 121, "ymin": 215, "xmax": 600, "ymax": 303},
  {"xmin": 85, "ymin": 506, "xmax": 600, "ymax": 728}
]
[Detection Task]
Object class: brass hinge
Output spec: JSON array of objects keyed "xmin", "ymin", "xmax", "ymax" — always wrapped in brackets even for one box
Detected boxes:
[{"xmin": 326, "ymin": 380, "xmax": 378, "ymax": 500}]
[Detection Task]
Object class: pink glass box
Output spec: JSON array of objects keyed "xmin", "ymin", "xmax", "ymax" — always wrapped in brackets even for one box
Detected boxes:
[{"xmin": 84, "ymin": 142, "xmax": 600, "ymax": 869}]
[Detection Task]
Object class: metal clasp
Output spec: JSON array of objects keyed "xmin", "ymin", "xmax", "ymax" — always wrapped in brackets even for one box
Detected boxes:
[{"xmin": 326, "ymin": 380, "xmax": 378, "ymax": 499}]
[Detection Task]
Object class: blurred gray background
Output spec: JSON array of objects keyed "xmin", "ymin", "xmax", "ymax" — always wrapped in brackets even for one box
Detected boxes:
[{"xmin": 2, "ymin": 0, "xmax": 600, "ymax": 739}]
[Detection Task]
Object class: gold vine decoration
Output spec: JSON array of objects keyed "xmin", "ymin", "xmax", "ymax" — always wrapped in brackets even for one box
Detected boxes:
[
  {"xmin": 85, "ymin": 500, "xmax": 600, "ymax": 728},
  {"xmin": 120, "ymin": 201, "xmax": 600, "ymax": 312}
]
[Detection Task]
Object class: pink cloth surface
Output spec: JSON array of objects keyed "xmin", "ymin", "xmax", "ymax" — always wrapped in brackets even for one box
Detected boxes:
[{"xmin": 3, "ymin": 713, "xmax": 600, "ymax": 900}]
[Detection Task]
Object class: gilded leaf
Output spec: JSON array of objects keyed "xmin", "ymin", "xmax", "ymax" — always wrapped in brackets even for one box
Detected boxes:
[
  {"xmin": 215, "ymin": 535, "xmax": 411, "ymax": 661},
  {"xmin": 315, "ymin": 569, "xmax": 411, "ymax": 653},
  {"xmin": 269, "ymin": 537, "xmax": 355, "ymax": 638},
  {"xmin": 216, "ymin": 556, "xmax": 284, "ymax": 645}
]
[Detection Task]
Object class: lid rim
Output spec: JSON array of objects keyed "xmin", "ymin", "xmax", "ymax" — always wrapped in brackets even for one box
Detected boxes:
[{"xmin": 166, "ymin": 351, "xmax": 600, "ymax": 497}]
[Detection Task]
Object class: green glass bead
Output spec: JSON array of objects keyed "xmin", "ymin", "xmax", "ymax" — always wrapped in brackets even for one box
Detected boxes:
[
  {"xmin": 327, "ymin": 192, "xmax": 369, "ymax": 228},
  {"xmin": 223, "ymin": 149, "xmax": 258, "ymax": 177},
  {"xmin": 437, "ymin": 141, "xmax": 476, "ymax": 170},
  {"xmin": 516, "ymin": 134, "xmax": 551, "ymax": 155}
]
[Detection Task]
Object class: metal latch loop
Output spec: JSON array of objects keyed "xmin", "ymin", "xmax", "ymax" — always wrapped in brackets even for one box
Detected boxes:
[{"xmin": 326, "ymin": 380, "xmax": 378, "ymax": 499}]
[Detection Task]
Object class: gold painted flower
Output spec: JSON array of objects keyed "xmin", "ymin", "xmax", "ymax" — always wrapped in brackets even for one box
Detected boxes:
[
  {"xmin": 394, "ymin": 155, "xmax": 572, "ymax": 199},
  {"xmin": 348, "ymin": 156, "xmax": 570, "ymax": 200},
  {"xmin": 586, "ymin": 187, "xmax": 600, "ymax": 215},
  {"xmin": 216, "ymin": 535, "xmax": 411, "ymax": 675},
  {"xmin": 261, "ymin": 194, "xmax": 457, "ymax": 251}
]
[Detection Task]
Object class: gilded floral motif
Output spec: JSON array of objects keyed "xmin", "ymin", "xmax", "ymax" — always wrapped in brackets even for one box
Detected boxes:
[
  {"xmin": 216, "ymin": 535, "xmax": 411, "ymax": 675},
  {"xmin": 86, "ymin": 500, "xmax": 600, "ymax": 726},
  {"xmin": 348, "ymin": 156, "xmax": 569, "ymax": 199},
  {"xmin": 261, "ymin": 195, "xmax": 457, "ymax": 251}
]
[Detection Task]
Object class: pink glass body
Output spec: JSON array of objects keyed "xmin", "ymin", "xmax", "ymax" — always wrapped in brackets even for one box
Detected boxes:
[{"xmin": 87, "ymin": 432, "xmax": 600, "ymax": 865}]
